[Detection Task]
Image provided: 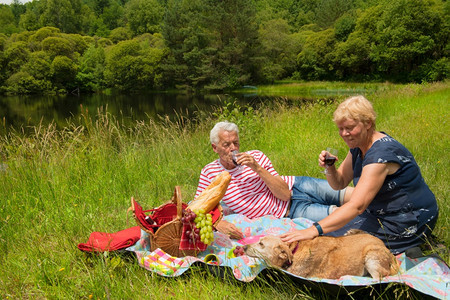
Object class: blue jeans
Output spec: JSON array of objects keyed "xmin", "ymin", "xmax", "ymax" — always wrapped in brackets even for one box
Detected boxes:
[{"xmin": 288, "ymin": 176, "xmax": 342, "ymax": 221}]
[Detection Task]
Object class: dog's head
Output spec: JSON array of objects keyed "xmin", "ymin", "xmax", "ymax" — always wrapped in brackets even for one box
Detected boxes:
[{"xmin": 243, "ymin": 235, "xmax": 293, "ymax": 268}]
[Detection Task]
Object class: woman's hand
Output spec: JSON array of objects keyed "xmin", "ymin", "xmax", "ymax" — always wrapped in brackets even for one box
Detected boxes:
[
  {"xmin": 280, "ymin": 226, "xmax": 318, "ymax": 243},
  {"xmin": 318, "ymin": 150, "xmax": 328, "ymax": 169},
  {"xmin": 318, "ymin": 149, "xmax": 338, "ymax": 169}
]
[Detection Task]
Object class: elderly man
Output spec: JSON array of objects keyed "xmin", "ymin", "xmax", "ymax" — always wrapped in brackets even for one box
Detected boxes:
[{"xmin": 195, "ymin": 121, "xmax": 350, "ymax": 239}]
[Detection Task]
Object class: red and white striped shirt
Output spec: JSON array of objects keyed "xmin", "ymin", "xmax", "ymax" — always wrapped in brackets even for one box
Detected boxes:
[{"xmin": 195, "ymin": 150, "xmax": 295, "ymax": 219}]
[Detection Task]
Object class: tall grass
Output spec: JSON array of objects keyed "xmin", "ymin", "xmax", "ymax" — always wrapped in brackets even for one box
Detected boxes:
[{"xmin": 0, "ymin": 81, "xmax": 448, "ymax": 299}]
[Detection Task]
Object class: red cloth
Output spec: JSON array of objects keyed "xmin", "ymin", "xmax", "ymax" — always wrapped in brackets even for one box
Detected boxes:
[
  {"xmin": 77, "ymin": 226, "xmax": 141, "ymax": 252},
  {"xmin": 178, "ymin": 205, "xmax": 221, "ymax": 251},
  {"xmin": 179, "ymin": 223, "xmax": 207, "ymax": 251}
]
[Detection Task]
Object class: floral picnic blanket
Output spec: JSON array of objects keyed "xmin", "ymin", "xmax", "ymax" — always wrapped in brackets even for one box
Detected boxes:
[{"xmin": 126, "ymin": 214, "xmax": 449, "ymax": 299}]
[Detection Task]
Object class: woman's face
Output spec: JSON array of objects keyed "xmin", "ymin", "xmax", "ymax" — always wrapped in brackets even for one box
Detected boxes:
[{"xmin": 336, "ymin": 118, "xmax": 371, "ymax": 149}]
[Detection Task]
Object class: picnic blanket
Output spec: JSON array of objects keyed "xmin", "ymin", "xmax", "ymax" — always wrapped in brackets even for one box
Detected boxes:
[{"xmin": 126, "ymin": 214, "xmax": 449, "ymax": 299}]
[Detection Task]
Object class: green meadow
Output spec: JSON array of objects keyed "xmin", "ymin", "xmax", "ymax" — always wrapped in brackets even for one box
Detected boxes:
[{"xmin": 0, "ymin": 81, "xmax": 448, "ymax": 299}]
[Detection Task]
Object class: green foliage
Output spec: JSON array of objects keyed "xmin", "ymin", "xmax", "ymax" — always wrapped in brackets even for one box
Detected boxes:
[
  {"xmin": 28, "ymin": 26, "xmax": 61, "ymax": 49},
  {"xmin": 39, "ymin": 0, "xmax": 83, "ymax": 33},
  {"xmin": 41, "ymin": 36, "xmax": 74, "ymax": 58},
  {"xmin": 125, "ymin": 0, "xmax": 163, "ymax": 35},
  {"xmin": 4, "ymin": 41, "xmax": 30, "ymax": 77},
  {"xmin": 212, "ymin": 99, "xmax": 263, "ymax": 138},
  {"xmin": 76, "ymin": 44, "xmax": 106, "ymax": 91},
  {"xmin": 0, "ymin": 0, "xmax": 448, "ymax": 94},
  {"xmin": 0, "ymin": 5, "xmax": 19, "ymax": 34},
  {"xmin": 51, "ymin": 55, "xmax": 78, "ymax": 91},
  {"xmin": 258, "ymin": 18, "xmax": 300, "ymax": 82},
  {"xmin": 21, "ymin": 50, "xmax": 52, "ymax": 80},
  {"xmin": 161, "ymin": 0, "xmax": 264, "ymax": 91},
  {"xmin": 334, "ymin": 13, "xmax": 356, "ymax": 42},
  {"xmin": 101, "ymin": 0, "xmax": 125, "ymax": 30},
  {"xmin": 296, "ymin": 28, "xmax": 336, "ymax": 80},
  {"xmin": 104, "ymin": 36, "xmax": 166, "ymax": 91},
  {"xmin": 314, "ymin": 0, "xmax": 354, "ymax": 29},
  {"xmin": 4, "ymin": 70, "xmax": 53, "ymax": 94},
  {"xmin": 108, "ymin": 26, "xmax": 131, "ymax": 43}
]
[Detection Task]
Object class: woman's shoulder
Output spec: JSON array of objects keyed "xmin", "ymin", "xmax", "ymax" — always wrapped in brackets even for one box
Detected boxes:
[
  {"xmin": 372, "ymin": 132, "xmax": 407, "ymax": 152},
  {"xmin": 366, "ymin": 132, "xmax": 414, "ymax": 164}
]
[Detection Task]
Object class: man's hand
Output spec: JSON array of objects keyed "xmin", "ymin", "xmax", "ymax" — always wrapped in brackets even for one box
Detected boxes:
[
  {"xmin": 215, "ymin": 220, "xmax": 244, "ymax": 240},
  {"xmin": 235, "ymin": 152, "xmax": 291, "ymax": 202}
]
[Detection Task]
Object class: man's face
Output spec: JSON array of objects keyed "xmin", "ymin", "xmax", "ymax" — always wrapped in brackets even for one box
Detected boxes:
[{"xmin": 212, "ymin": 130, "xmax": 240, "ymax": 169}]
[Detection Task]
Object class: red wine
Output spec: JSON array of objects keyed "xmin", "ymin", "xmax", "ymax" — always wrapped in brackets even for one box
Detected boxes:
[
  {"xmin": 232, "ymin": 150, "xmax": 240, "ymax": 166},
  {"xmin": 325, "ymin": 157, "xmax": 336, "ymax": 166}
]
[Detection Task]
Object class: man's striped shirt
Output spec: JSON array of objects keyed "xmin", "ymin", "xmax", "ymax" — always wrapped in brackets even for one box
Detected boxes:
[{"xmin": 195, "ymin": 150, "xmax": 295, "ymax": 219}]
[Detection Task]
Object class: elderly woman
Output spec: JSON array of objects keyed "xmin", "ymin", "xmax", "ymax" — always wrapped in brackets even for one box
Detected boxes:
[{"xmin": 281, "ymin": 96, "xmax": 439, "ymax": 254}]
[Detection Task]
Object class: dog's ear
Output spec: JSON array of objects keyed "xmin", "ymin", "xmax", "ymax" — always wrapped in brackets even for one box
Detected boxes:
[{"xmin": 278, "ymin": 244, "xmax": 294, "ymax": 264}]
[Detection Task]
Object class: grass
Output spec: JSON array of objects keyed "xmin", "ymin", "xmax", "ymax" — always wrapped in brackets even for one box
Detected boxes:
[{"xmin": 0, "ymin": 81, "xmax": 448, "ymax": 299}]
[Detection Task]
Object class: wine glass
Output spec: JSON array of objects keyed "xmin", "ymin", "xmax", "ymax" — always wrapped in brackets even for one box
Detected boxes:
[
  {"xmin": 322, "ymin": 147, "xmax": 338, "ymax": 174},
  {"xmin": 231, "ymin": 150, "xmax": 242, "ymax": 170}
]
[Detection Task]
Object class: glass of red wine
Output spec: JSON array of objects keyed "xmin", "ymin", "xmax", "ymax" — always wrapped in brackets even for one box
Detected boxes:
[
  {"xmin": 322, "ymin": 147, "xmax": 338, "ymax": 174},
  {"xmin": 232, "ymin": 150, "xmax": 240, "ymax": 167}
]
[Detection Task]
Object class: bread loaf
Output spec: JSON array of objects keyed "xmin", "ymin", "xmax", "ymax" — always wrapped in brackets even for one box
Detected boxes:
[{"xmin": 188, "ymin": 171, "xmax": 231, "ymax": 213}]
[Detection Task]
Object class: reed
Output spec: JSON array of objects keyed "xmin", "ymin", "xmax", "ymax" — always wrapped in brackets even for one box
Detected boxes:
[{"xmin": 0, "ymin": 81, "xmax": 448, "ymax": 299}]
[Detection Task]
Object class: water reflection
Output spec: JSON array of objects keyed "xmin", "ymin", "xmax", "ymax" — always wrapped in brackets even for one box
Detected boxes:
[
  {"xmin": 0, "ymin": 92, "xmax": 265, "ymax": 135},
  {"xmin": 0, "ymin": 87, "xmax": 365, "ymax": 136}
]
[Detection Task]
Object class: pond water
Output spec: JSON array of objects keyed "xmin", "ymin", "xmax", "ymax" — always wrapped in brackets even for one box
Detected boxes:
[
  {"xmin": 0, "ymin": 86, "xmax": 365, "ymax": 136},
  {"xmin": 0, "ymin": 91, "xmax": 266, "ymax": 135}
]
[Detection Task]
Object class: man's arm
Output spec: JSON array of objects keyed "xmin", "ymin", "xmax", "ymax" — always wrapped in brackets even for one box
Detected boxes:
[{"xmin": 235, "ymin": 152, "xmax": 291, "ymax": 201}]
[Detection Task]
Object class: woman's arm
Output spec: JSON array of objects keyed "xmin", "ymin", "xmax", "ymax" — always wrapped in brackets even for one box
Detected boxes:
[
  {"xmin": 280, "ymin": 163, "xmax": 390, "ymax": 242},
  {"xmin": 319, "ymin": 150, "xmax": 354, "ymax": 190}
]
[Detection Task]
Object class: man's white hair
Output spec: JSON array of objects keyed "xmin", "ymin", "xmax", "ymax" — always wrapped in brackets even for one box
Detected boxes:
[{"xmin": 210, "ymin": 121, "xmax": 239, "ymax": 144}]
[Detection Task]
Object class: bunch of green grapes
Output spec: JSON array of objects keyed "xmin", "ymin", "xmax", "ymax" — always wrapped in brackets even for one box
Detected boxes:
[{"xmin": 193, "ymin": 208, "xmax": 214, "ymax": 245}]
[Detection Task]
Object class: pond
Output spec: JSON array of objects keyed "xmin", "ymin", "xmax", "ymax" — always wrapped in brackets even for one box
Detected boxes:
[
  {"xmin": 0, "ymin": 92, "xmax": 260, "ymax": 135},
  {"xmin": 0, "ymin": 86, "xmax": 369, "ymax": 136}
]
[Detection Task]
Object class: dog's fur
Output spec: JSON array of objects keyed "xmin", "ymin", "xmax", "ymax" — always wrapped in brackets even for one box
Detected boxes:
[{"xmin": 244, "ymin": 230, "xmax": 398, "ymax": 280}]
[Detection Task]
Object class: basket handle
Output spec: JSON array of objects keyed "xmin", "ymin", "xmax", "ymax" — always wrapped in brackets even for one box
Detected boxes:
[{"xmin": 171, "ymin": 186, "xmax": 183, "ymax": 220}]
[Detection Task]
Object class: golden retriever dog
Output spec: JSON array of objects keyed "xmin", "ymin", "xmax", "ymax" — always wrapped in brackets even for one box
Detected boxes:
[{"xmin": 244, "ymin": 230, "xmax": 398, "ymax": 280}]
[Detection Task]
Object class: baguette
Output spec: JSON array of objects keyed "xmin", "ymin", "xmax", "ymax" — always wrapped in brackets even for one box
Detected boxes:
[{"xmin": 188, "ymin": 171, "xmax": 231, "ymax": 213}]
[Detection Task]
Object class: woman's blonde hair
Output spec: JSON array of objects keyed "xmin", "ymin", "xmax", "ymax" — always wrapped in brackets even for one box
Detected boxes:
[{"xmin": 333, "ymin": 95, "xmax": 377, "ymax": 127}]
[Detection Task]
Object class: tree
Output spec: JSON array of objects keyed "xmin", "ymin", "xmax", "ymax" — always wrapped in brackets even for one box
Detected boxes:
[
  {"xmin": 109, "ymin": 27, "xmax": 132, "ymax": 43},
  {"xmin": 51, "ymin": 55, "xmax": 77, "ymax": 91},
  {"xmin": 39, "ymin": 0, "xmax": 83, "ymax": 33},
  {"xmin": 21, "ymin": 50, "xmax": 52, "ymax": 80},
  {"xmin": 42, "ymin": 36, "xmax": 74, "ymax": 59},
  {"xmin": 0, "ymin": 6, "xmax": 19, "ymax": 34},
  {"xmin": 296, "ymin": 28, "xmax": 337, "ymax": 80},
  {"xmin": 338, "ymin": 0, "xmax": 449, "ymax": 82},
  {"xmin": 4, "ymin": 41, "xmax": 30, "ymax": 79},
  {"xmin": 18, "ymin": 1, "xmax": 43, "ymax": 31},
  {"xmin": 258, "ymin": 18, "xmax": 301, "ymax": 82},
  {"xmin": 104, "ymin": 36, "xmax": 166, "ymax": 91},
  {"xmin": 125, "ymin": 0, "xmax": 164, "ymax": 35},
  {"xmin": 369, "ymin": 0, "xmax": 448, "ymax": 81},
  {"xmin": 314, "ymin": 0, "xmax": 354, "ymax": 29},
  {"xmin": 76, "ymin": 44, "xmax": 106, "ymax": 92},
  {"xmin": 162, "ymin": 0, "xmax": 263, "ymax": 90},
  {"xmin": 101, "ymin": 1, "xmax": 125, "ymax": 30},
  {"xmin": 10, "ymin": 0, "xmax": 26, "ymax": 25}
]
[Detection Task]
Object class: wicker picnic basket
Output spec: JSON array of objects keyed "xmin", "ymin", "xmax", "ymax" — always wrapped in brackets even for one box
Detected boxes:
[{"xmin": 131, "ymin": 186, "xmax": 222, "ymax": 257}]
